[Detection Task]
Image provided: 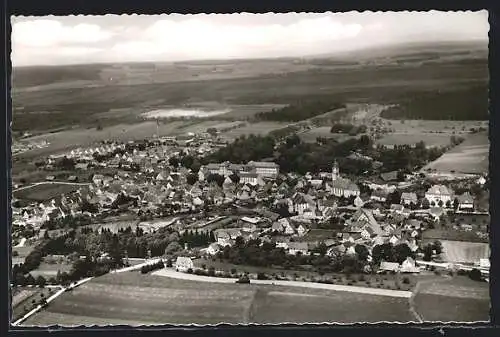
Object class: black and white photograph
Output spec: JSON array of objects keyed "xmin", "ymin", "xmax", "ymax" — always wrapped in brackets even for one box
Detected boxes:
[{"xmin": 9, "ymin": 11, "xmax": 490, "ymax": 326}]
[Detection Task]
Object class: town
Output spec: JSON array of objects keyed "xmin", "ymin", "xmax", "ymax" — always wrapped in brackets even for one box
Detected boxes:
[
  {"xmin": 11, "ymin": 125, "xmax": 489, "ymax": 304},
  {"xmin": 9, "ymin": 11, "xmax": 490, "ymax": 326}
]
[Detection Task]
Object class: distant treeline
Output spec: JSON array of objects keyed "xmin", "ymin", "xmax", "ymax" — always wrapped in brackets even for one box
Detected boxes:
[
  {"xmin": 381, "ymin": 85, "xmax": 488, "ymax": 121},
  {"xmin": 13, "ymin": 65, "xmax": 102, "ymax": 88},
  {"xmin": 255, "ymin": 100, "xmax": 346, "ymax": 122}
]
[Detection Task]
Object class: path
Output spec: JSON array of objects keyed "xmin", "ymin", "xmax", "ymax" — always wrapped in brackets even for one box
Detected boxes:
[
  {"xmin": 152, "ymin": 268, "xmax": 413, "ymax": 298},
  {"xmin": 12, "ymin": 258, "xmax": 161, "ymax": 326},
  {"xmin": 13, "ymin": 181, "xmax": 90, "ymax": 193}
]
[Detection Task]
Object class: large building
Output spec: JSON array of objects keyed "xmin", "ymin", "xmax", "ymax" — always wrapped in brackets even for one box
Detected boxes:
[
  {"xmin": 247, "ymin": 161, "xmax": 279, "ymax": 178},
  {"xmin": 331, "ymin": 161, "xmax": 360, "ymax": 198},
  {"xmin": 201, "ymin": 161, "xmax": 280, "ymax": 179},
  {"xmin": 425, "ymin": 184, "xmax": 453, "ymax": 206}
]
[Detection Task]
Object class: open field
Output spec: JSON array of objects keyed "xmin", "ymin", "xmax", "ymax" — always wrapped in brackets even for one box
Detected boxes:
[
  {"xmin": 376, "ymin": 133, "xmax": 452, "ymax": 148},
  {"xmin": 413, "ymin": 276, "xmax": 489, "ymax": 322},
  {"xmin": 22, "ymin": 271, "xmax": 418, "ymax": 326},
  {"xmin": 13, "ymin": 182, "xmax": 85, "ymax": 201},
  {"xmin": 29, "ymin": 262, "xmax": 73, "ymax": 278},
  {"xmin": 12, "ymin": 42, "xmax": 487, "ymax": 137},
  {"xmin": 422, "ymin": 132, "xmax": 489, "ymax": 174},
  {"xmin": 219, "ymin": 122, "xmax": 288, "ymax": 140},
  {"xmin": 22, "ymin": 270, "xmax": 488, "ymax": 326},
  {"xmin": 298, "ymin": 127, "xmax": 355, "ymax": 143},
  {"xmin": 436, "ymin": 240, "xmax": 490, "ymax": 264},
  {"xmin": 12, "ymin": 287, "xmax": 54, "ymax": 322}
]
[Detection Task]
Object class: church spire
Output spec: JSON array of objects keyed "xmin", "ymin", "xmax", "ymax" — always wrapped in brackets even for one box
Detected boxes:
[{"xmin": 332, "ymin": 160, "xmax": 339, "ymax": 181}]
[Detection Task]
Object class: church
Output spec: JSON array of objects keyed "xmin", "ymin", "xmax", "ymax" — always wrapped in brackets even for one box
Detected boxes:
[{"xmin": 330, "ymin": 161, "xmax": 360, "ymax": 198}]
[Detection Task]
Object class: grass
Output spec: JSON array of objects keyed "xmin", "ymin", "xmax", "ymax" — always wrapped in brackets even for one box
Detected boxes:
[
  {"xmin": 413, "ymin": 276, "xmax": 489, "ymax": 322},
  {"xmin": 22, "ymin": 271, "xmax": 489, "ymax": 325},
  {"xmin": 422, "ymin": 132, "xmax": 489, "ymax": 174},
  {"xmin": 298, "ymin": 127, "xmax": 355, "ymax": 143},
  {"xmin": 23, "ymin": 271, "xmax": 417, "ymax": 326},
  {"xmin": 220, "ymin": 122, "xmax": 287, "ymax": 140},
  {"xmin": 11, "ymin": 287, "xmax": 54, "ymax": 322},
  {"xmin": 376, "ymin": 133, "xmax": 452, "ymax": 148},
  {"xmin": 29, "ymin": 262, "xmax": 73, "ymax": 278},
  {"xmin": 13, "ymin": 183, "xmax": 85, "ymax": 201}
]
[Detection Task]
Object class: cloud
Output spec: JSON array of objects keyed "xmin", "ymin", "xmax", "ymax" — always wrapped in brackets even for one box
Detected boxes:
[
  {"xmin": 104, "ymin": 17, "xmax": 364, "ymax": 62},
  {"xmin": 10, "ymin": 12, "xmax": 488, "ymax": 66},
  {"xmin": 12, "ymin": 19, "xmax": 113, "ymax": 47}
]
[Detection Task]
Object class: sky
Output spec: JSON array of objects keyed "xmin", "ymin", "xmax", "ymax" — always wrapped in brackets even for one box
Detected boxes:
[{"xmin": 11, "ymin": 11, "xmax": 489, "ymax": 66}]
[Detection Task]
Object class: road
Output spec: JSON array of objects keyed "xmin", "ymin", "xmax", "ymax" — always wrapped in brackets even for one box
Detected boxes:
[
  {"xmin": 152, "ymin": 268, "xmax": 413, "ymax": 298},
  {"xmin": 13, "ymin": 181, "xmax": 90, "ymax": 193},
  {"xmin": 12, "ymin": 258, "xmax": 162, "ymax": 326}
]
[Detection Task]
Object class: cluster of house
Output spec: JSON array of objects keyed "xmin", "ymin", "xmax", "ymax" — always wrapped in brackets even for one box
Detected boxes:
[
  {"xmin": 12, "ymin": 140, "xmax": 49, "ymax": 156},
  {"xmin": 12, "ymin": 131, "xmax": 489, "ymax": 277}
]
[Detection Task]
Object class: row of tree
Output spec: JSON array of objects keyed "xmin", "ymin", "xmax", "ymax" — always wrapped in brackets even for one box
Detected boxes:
[{"xmin": 255, "ymin": 100, "xmax": 346, "ymax": 122}]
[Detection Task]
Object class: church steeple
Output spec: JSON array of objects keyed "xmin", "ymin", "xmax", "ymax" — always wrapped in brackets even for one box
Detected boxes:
[{"xmin": 332, "ymin": 160, "xmax": 339, "ymax": 181}]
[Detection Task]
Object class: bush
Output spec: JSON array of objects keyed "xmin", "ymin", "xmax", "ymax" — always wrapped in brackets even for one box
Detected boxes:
[
  {"xmin": 469, "ymin": 268, "xmax": 482, "ymax": 282},
  {"xmin": 207, "ymin": 266, "xmax": 216, "ymax": 276},
  {"xmin": 402, "ymin": 277, "xmax": 411, "ymax": 284},
  {"xmin": 230, "ymin": 268, "xmax": 237, "ymax": 275},
  {"xmin": 257, "ymin": 272, "xmax": 268, "ymax": 280},
  {"xmin": 187, "ymin": 268, "xmax": 193, "ymax": 274}
]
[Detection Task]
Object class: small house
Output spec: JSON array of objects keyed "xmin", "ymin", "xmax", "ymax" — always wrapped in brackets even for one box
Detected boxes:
[
  {"xmin": 379, "ymin": 261, "xmax": 400, "ymax": 273},
  {"xmin": 175, "ymin": 257, "xmax": 194, "ymax": 272}
]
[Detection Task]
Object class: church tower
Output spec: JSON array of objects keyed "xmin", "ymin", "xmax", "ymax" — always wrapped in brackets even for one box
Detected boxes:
[{"xmin": 332, "ymin": 160, "xmax": 339, "ymax": 181}]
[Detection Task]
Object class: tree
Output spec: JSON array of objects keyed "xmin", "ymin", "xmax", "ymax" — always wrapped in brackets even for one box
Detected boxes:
[
  {"xmin": 206, "ymin": 174, "xmax": 225, "ymax": 187},
  {"xmin": 164, "ymin": 241, "xmax": 181, "ymax": 255},
  {"xmin": 393, "ymin": 243, "xmax": 413, "ymax": 264},
  {"xmin": 423, "ymin": 244, "xmax": 433, "ymax": 262},
  {"xmin": 207, "ymin": 128, "xmax": 218, "ymax": 136},
  {"xmin": 453, "ymin": 198, "xmax": 460, "ymax": 210},
  {"xmin": 422, "ymin": 198, "xmax": 430, "ymax": 209},
  {"xmin": 433, "ymin": 241, "xmax": 443, "ymax": 255},
  {"xmin": 438, "ymin": 200, "xmax": 444, "ymax": 207},
  {"xmin": 445, "ymin": 200, "xmax": 452, "ymax": 208},
  {"xmin": 469, "ymin": 268, "xmax": 482, "ymax": 281},
  {"xmin": 186, "ymin": 173, "xmax": 198, "ymax": 185},
  {"xmin": 355, "ymin": 244, "xmax": 370, "ymax": 262},
  {"xmin": 36, "ymin": 275, "xmax": 46, "ymax": 288},
  {"xmin": 168, "ymin": 157, "xmax": 180, "ymax": 168},
  {"xmin": 229, "ymin": 173, "xmax": 240, "ymax": 184}
]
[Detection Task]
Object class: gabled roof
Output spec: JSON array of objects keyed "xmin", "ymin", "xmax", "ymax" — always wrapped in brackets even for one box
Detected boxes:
[
  {"xmin": 426, "ymin": 184, "xmax": 452, "ymax": 196},
  {"xmin": 458, "ymin": 192, "xmax": 474, "ymax": 204}
]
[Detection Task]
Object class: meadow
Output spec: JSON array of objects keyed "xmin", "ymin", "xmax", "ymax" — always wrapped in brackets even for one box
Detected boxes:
[
  {"xmin": 13, "ymin": 183, "xmax": 84, "ymax": 201},
  {"xmin": 21, "ymin": 269, "xmax": 489, "ymax": 326},
  {"xmin": 413, "ymin": 276, "xmax": 489, "ymax": 322},
  {"xmin": 375, "ymin": 133, "xmax": 452, "ymax": 148},
  {"xmin": 23, "ymin": 271, "xmax": 416, "ymax": 326},
  {"xmin": 422, "ymin": 132, "xmax": 489, "ymax": 174}
]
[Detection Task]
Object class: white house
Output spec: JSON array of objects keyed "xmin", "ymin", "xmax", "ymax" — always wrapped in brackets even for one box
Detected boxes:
[
  {"xmin": 425, "ymin": 185, "xmax": 453, "ymax": 206},
  {"xmin": 401, "ymin": 192, "xmax": 418, "ymax": 206},
  {"xmin": 175, "ymin": 257, "xmax": 194, "ymax": 272},
  {"xmin": 457, "ymin": 192, "xmax": 474, "ymax": 210},
  {"xmin": 287, "ymin": 242, "xmax": 309, "ymax": 255},
  {"xmin": 206, "ymin": 243, "xmax": 221, "ymax": 256},
  {"xmin": 239, "ymin": 172, "xmax": 258, "ymax": 185}
]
